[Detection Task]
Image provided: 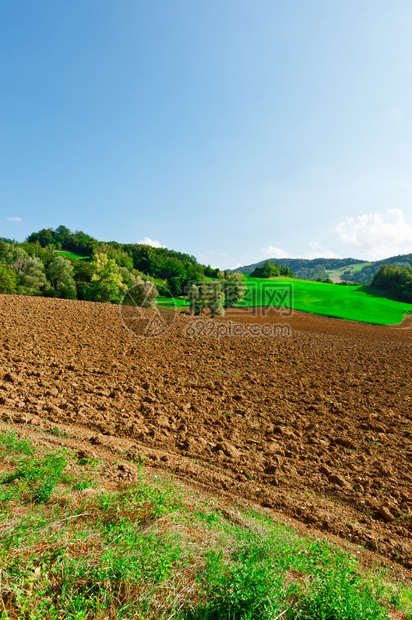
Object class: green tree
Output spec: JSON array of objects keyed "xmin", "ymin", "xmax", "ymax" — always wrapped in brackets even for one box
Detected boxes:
[
  {"xmin": 3, "ymin": 244, "xmax": 47, "ymax": 295},
  {"xmin": 26, "ymin": 228, "xmax": 56, "ymax": 248},
  {"xmin": 20, "ymin": 241, "xmax": 54, "ymax": 266},
  {"xmin": 47, "ymin": 255, "xmax": 77, "ymax": 299},
  {"xmin": 250, "ymin": 260, "xmax": 280, "ymax": 278},
  {"xmin": 0, "ymin": 264, "xmax": 17, "ymax": 294},
  {"xmin": 13, "ymin": 254, "xmax": 48, "ymax": 295},
  {"xmin": 372, "ymin": 265, "xmax": 412, "ymax": 302},
  {"xmin": 27, "ymin": 226, "xmax": 97, "ymax": 256},
  {"xmin": 169, "ymin": 276, "xmax": 183, "ymax": 297},
  {"xmin": 0, "ymin": 240, "xmax": 10, "ymax": 262},
  {"xmin": 280, "ymin": 265, "xmax": 294, "ymax": 277},
  {"xmin": 204, "ymin": 264, "xmax": 220, "ymax": 278},
  {"xmin": 85, "ymin": 253, "xmax": 127, "ymax": 303},
  {"xmin": 372, "ymin": 265, "xmax": 412, "ymax": 290},
  {"xmin": 55, "ymin": 225, "xmax": 70, "ymax": 241},
  {"xmin": 118, "ymin": 266, "xmax": 135, "ymax": 289},
  {"xmin": 100, "ymin": 244, "xmax": 134, "ymax": 270},
  {"xmin": 72, "ymin": 260, "xmax": 94, "ymax": 300}
]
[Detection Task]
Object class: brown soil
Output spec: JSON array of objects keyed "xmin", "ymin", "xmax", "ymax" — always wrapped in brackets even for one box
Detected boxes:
[{"xmin": 0, "ymin": 295, "xmax": 411, "ymax": 569}]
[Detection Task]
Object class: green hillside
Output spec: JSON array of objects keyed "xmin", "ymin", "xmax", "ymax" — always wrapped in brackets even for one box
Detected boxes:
[
  {"xmin": 237, "ymin": 254, "xmax": 412, "ymax": 284},
  {"xmin": 236, "ymin": 277, "xmax": 411, "ymax": 325},
  {"xmin": 325, "ymin": 262, "xmax": 372, "ymax": 282}
]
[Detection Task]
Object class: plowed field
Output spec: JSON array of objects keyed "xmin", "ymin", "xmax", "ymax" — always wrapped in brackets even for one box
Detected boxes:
[{"xmin": 1, "ymin": 295, "xmax": 411, "ymax": 569}]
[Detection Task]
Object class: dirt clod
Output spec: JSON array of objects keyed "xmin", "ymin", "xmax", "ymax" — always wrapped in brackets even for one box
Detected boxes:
[{"xmin": 378, "ymin": 506, "xmax": 396, "ymax": 523}]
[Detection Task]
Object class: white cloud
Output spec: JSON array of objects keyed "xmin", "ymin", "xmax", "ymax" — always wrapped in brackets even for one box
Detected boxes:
[
  {"xmin": 260, "ymin": 243, "xmax": 338, "ymax": 261},
  {"xmin": 138, "ymin": 237, "xmax": 164, "ymax": 248},
  {"xmin": 335, "ymin": 208, "xmax": 412, "ymax": 260},
  {"xmin": 305, "ymin": 241, "xmax": 338, "ymax": 260},
  {"xmin": 6, "ymin": 216, "xmax": 22, "ymax": 223},
  {"xmin": 261, "ymin": 245, "xmax": 292, "ymax": 258},
  {"xmin": 306, "ymin": 250, "xmax": 338, "ymax": 259}
]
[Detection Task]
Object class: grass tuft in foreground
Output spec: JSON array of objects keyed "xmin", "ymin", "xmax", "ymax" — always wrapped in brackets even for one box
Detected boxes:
[{"xmin": 0, "ymin": 427, "xmax": 411, "ymax": 619}]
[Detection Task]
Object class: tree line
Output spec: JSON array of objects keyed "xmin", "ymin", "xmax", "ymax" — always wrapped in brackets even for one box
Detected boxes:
[
  {"xmin": 0, "ymin": 238, "xmax": 157, "ymax": 305},
  {"xmin": 25, "ymin": 225, "xmax": 220, "ymax": 295},
  {"xmin": 0, "ymin": 225, "xmax": 248, "ymax": 313}
]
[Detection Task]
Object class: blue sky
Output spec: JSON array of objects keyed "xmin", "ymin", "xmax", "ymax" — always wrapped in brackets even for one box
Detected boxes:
[{"xmin": 1, "ymin": 1, "xmax": 412, "ymax": 268}]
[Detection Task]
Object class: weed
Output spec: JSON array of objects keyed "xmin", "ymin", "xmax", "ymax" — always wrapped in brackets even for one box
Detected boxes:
[
  {"xmin": 78, "ymin": 455, "xmax": 101, "ymax": 468},
  {"xmin": 0, "ymin": 450, "xmax": 68, "ymax": 503},
  {"xmin": 73, "ymin": 479, "xmax": 95, "ymax": 491},
  {"xmin": 0, "ymin": 430, "xmax": 34, "ymax": 455},
  {"xmin": 131, "ymin": 455, "xmax": 146, "ymax": 466},
  {"xmin": 45, "ymin": 427, "xmax": 71, "ymax": 438},
  {"xmin": 290, "ymin": 543, "xmax": 392, "ymax": 619},
  {"xmin": 186, "ymin": 549, "xmax": 286, "ymax": 619},
  {"xmin": 289, "ymin": 564, "xmax": 389, "ymax": 619}
]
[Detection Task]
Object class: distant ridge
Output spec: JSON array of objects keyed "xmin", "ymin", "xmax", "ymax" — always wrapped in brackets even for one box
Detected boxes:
[{"xmin": 234, "ymin": 253, "xmax": 412, "ymax": 284}]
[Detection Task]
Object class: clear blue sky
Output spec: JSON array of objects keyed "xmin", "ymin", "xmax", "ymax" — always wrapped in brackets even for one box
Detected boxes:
[{"xmin": 1, "ymin": 0, "xmax": 412, "ymax": 267}]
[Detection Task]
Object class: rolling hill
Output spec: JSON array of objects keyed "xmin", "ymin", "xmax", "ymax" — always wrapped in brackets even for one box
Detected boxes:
[{"xmin": 236, "ymin": 253, "xmax": 412, "ymax": 284}]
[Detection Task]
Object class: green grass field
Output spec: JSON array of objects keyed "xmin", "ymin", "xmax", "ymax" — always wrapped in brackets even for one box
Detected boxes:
[
  {"xmin": 157, "ymin": 297, "xmax": 189, "ymax": 309},
  {"xmin": 54, "ymin": 250, "xmax": 88, "ymax": 260},
  {"xmin": 158, "ymin": 278, "xmax": 412, "ymax": 325},
  {"xmin": 237, "ymin": 277, "xmax": 411, "ymax": 325}
]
